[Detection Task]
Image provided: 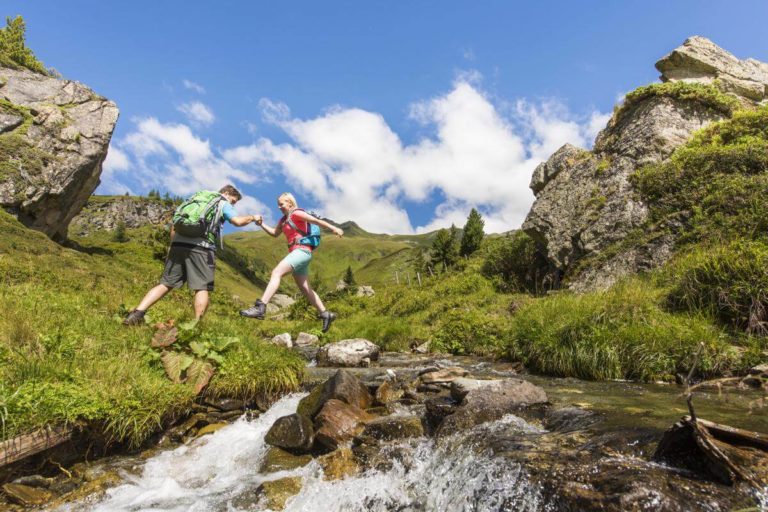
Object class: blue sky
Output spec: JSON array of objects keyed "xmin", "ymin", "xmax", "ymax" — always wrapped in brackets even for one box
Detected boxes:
[{"xmin": 7, "ymin": 1, "xmax": 768, "ymax": 233}]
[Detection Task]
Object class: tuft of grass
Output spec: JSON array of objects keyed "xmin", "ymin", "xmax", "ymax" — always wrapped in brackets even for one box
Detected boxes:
[
  {"xmin": 666, "ymin": 240, "xmax": 768, "ymax": 337},
  {"xmin": 508, "ymin": 277, "xmax": 747, "ymax": 381},
  {"xmin": 615, "ymin": 81, "xmax": 742, "ymax": 121}
]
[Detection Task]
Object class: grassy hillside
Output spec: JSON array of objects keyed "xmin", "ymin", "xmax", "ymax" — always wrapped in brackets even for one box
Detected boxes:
[
  {"xmin": 0, "ymin": 210, "xmax": 303, "ymax": 447},
  {"xmin": 222, "ymin": 220, "xmax": 436, "ymax": 292}
]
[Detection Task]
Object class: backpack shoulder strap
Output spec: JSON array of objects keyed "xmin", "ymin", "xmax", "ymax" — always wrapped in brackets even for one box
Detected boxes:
[{"xmin": 285, "ymin": 209, "xmax": 308, "ymax": 236}]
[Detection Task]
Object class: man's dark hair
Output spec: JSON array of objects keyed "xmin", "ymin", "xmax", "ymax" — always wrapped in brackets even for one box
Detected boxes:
[{"xmin": 219, "ymin": 184, "xmax": 242, "ymax": 201}]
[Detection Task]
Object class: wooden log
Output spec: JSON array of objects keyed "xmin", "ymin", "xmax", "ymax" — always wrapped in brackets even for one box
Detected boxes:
[
  {"xmin": 653, "ymin": 416, "xmax": 768, "ymax": 489},
  {"xmin": 0, "ymin": 427, "xmax": 73, "ymax": 467}
]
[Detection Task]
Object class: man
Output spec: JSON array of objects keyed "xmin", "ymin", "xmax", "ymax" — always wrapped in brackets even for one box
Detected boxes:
[{"xmin": 123, "ymin": 185, "xmax": 259, "ymax": 325}]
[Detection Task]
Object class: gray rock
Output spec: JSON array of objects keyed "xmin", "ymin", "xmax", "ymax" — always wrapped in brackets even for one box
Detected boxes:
[
  {"xmin": 356, "ymin": 285, "xmax": 375, "ymax": 297},
  {"xmin": 270, "ymin": 332, "xmax": 292, "ymax": 348},
  {"xmin": 317, "ymin": 338, "xmax": 380, "ymax": 367},
  {"xmin": 264, "ymin": 413, "xmax": 314, "ymax": 453},
  {"xmin": 272, "ymin": 293, "xmax": 295, "ymax": 308},
  {"xmin": 0, "ymin": 111, "xmax": 23, "ymax": 134},
  {"xmin": 295, "ymin": 332, "xmax": 319, "ymax": 346},
  {"xmin": 0, "ymin": 66, "xmax": 119, "ymax": 241},
  {"xmin": 437, "ymin": 378, "xmax": 548, "ymax": 437},
  {"xmin": 656, "ymin": 36, "xmax": 768, "ymax": 102}
]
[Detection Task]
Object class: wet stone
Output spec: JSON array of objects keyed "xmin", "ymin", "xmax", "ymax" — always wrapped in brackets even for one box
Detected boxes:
[
  {"xmin": 195, "ymin": 422, "xmax": 228, "ymax": 438},
  {"xmin": 544, "ymin": 406, "xmax": 599, "ymax": 433},
  {"xmin": 317, "ymin": 447, "xmax": 359, "ymax": 480},
  {"xmin": 2, "ymin": 483, "xmax": 56, "ymax": 506},
  {"xmin": 314, "ymin": 399, "xmax": 374, "ymax": 451},
  {"xmin": 257, "ymin": 476, "xmax": 303, "ymax": 510},
  {"xmin": 419, "ymin": 367, "xmax": 469, "ymax": 384},
  {"xmin": 362, "ymin": 415, "xmax": 424, "ymax": 441},
  {"xmin": 265, "ymin": 413, "xmax": 315, "ymax": 453},
  {"xmin": 297, "ymin": 369, "xmax": 373, "ymax": 419},
  {"xmin": 375, "ymin": 380, "xmax": 404, "ymax": 405},
  {"xmin": 204, "ymin": 397, "xmax": 245, "ymax": 411},
  {"xmin": 260, "ymin": 447, "xmax": 313, "ymax": 473}
]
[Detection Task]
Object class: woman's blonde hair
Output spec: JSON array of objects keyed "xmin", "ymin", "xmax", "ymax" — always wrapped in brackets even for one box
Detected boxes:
[{"xmin": 278, "ymin": 192, "xmax": 298, "ymax": 209}]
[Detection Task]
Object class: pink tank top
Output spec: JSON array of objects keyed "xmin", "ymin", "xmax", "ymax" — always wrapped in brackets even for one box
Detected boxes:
[{"xmin": 281, "ymin": 211, "xmax": 312, "ymax": 252}]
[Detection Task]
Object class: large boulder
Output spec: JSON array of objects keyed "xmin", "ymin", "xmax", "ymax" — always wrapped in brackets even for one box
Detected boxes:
[
  {"xmin": 297, "ymin": 369, "xmax": 373, "ymax": 419},
  {"xmin": 522, "ymin": 37, "xmax": 767, "ymax": 291},
  {"xmin": 313, "ymin": 399, "xmax": 374, "ymax": 450},
  {"xmin": 0, "ymin": 66, "xmax": 119, "ymax": 241},
  {"xmin": 656, "ymin": 36, "xmax": 768, "ymax": 102},
  {"xmin": 317, "ymin": 338, "xmax": 380, "ymax": 367}
]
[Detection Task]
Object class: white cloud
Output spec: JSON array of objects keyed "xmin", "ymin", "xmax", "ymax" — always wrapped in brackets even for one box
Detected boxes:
[
  {"xmin": 97, "ymin": 146, "xmax": 134, "ymax": 195},
  {"xmin": 223, "ymin": 77, "xmax": 608, "ymax": 234},
  {"xmin": 104, "ymin": 146, "xmax": 130, "ymax": 172},
  {"xmin": 182, "ymin": 79, "xmax": 206, "ymax": 94},
  {"xmin": 177, "ymin": 101, "xmax": 215, "ymax": 126},
  {"xmin": 113, "ymin": 75, "xmax": 609, "ymax": 234},
  {"xmin": 109, "ymin": 118, "xmax": 265, "ymax": 213}
]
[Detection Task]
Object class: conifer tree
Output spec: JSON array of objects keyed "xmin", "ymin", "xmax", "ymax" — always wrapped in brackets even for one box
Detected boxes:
[
  {"xmin": 343, "ymin": 266, "xmax": 356, "ymax": 287},
  {"xmin": 412, "ymin": 250, "xmax": 428, "ymax": 274},
  {"xmin": 460, "ymin": 208, "xmax": 485, "ymax": 257},
  {"xmin": 112, "ymin": 220, "xmax": 128, "ymax": 243}
]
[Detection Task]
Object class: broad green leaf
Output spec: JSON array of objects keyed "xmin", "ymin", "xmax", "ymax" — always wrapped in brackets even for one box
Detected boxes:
[
  {"xmin": 189, "ymin": 341, "xmax": 208, "ymax": 358},
  {"xmin": 179, "ymin": 353, "xmax": 195, "ymax": 372},
  {"xmin": 210, "ymin": 336, "xmax": 240, "ymax": 352},
  {"xmin": 178, "ymin": 319, "xmax": 199, "ymax": 332},
  {"xmin": 207, "ymin": 351, "xmax": 224, "ymax": 364},
  {"xmin": 160, "ymin": 351, "xmax": 187, "ymax": 383},
  {"xmin": 186, "ymin": 359, "xmax": 215, "ymax": 394}
]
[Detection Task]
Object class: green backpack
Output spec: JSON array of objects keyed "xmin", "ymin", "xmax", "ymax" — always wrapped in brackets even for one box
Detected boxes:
[{"xmin": 172, "ymin": 191, "xmax": 226, "ymax": 240}]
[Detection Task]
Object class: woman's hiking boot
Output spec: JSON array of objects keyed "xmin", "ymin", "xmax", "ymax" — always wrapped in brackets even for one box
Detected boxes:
[
  {"xmin": 319, "ymin": 310, "xmax": 337, "ymax": 333},
  {"xmin": 240, "ymin": 299, "xmax": 266, "ymax": 319},
  {"xmin": 123, "ymin": 309, "xmax": 146, "ymax": 326}
]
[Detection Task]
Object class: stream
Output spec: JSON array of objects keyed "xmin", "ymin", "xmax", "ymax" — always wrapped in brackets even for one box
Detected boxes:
[{"xmin": 51, "ymin": 354, "xmax": 768, "ymax": 511}]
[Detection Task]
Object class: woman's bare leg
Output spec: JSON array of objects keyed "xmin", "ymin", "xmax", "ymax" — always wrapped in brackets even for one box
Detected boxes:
[
  {"xmin": 261, "ymin": 260, "xmax": 294, "ymax": 304},
  {"xmin": 293, "ymin": 274, "xmax": 325, "ymax": 312}
]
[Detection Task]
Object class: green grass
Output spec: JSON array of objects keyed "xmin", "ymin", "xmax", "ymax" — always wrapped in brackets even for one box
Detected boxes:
[
  {"xmin": 0, "ymin": 210, "xmax": 303, "ymax": 447},
  {"xmin": 507, "ymin": 277, "xmax": 754, "ymax": 381},
  {"xmin": 615, "ymin": 81, "xmax": 742, "ymax": 121}
]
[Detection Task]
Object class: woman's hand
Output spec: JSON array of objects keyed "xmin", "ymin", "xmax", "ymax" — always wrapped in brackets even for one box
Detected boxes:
[{"xmin": 253, "ymin": 215, "xmax": 263, "ymax": 226}]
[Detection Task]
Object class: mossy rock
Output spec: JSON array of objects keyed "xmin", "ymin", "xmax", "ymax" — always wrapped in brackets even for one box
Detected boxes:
[
  {"xmin": 258, "ymin": 476, "xmax": 303, "ymax": 510},
  {"xmin": 259, "ymin": 447, "xmax": 312, "ymax": 473},
  {"xmin": 317, "ymin": 447, "xmax": 359, "ymax": 480}
]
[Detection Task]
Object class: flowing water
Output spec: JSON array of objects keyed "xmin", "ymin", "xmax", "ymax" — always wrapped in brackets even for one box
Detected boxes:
[{"xmin": 52, "ymin": 355, "xmax": 768, "ymax": 512}]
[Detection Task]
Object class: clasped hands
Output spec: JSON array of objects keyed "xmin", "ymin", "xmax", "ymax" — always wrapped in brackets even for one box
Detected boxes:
[{"xmin": 252, "ymin": 215, "xmax": 263, "ymax": 226}]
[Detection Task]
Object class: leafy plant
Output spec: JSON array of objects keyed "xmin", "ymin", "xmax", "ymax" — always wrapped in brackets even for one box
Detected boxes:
[{"xmin": 151, "ymin": 320, "xmax": 241, "ymax": 392}]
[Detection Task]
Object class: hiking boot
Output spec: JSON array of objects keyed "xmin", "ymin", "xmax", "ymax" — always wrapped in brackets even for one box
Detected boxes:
[
  {"xmin": 123, "ymin": 309, "xmax": 146, "ymax": 326},
  {"xmin": 240, "ymin": 299, "xmax": 266, "ymax": 319},
  {"xmin": 319, "ymin": 310, "xmax": 337, "ymax": 333}
]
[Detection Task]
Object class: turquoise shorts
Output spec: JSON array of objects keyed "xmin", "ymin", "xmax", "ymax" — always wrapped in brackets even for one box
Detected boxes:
[{"xmin": 281, "ymin": 248, "xmax": 312, "ymax": 276}]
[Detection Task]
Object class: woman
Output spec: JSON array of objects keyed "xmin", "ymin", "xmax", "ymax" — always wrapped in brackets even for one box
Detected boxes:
[{"xmin": 240, "ymin": 192, "xmax": 344, "ymax": 332}]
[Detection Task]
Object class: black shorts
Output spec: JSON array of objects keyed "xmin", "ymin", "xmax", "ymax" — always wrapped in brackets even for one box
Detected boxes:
[{"xmin": 160, "ymin": 245, "xmax": 215, "ymax": 291}]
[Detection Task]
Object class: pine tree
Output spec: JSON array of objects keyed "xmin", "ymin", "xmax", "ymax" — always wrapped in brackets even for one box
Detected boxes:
[
  {"xmin": 343, "ymin": 266, "xmax": 356, "ymax": 287},
  {"xmin": 460, "ymin": 208, "xmax": 485, "ymax": 257},
  {"xmin": 112, "ymin": 220, "xmax": 128, "ymax": 243},
  {"xmin": 431, "ymin": 226, "xmax": 459, "ymax": 270},
  {"xmin": 412, "ymin": 250, "xmax": 428, "ymax": 275}
]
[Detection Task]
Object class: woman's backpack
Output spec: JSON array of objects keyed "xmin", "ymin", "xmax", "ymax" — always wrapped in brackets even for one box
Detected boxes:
[{"xmin": 285, "ymin": 209, "xmax": 322, "ymax": 248}]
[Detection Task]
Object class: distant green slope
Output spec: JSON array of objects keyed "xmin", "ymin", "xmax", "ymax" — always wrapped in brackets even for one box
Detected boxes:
[{"xmin": 223, "ymin": 221, "xmax": 438, "ymax": 291}]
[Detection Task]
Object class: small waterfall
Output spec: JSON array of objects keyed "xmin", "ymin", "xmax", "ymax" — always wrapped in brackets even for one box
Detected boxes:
[
  {"xmin": 285, "ymin": 414, "xmax": 546, "ymax": 512},
  {"xmin": 63, "ymin": 395, "xmax": 548, "ymax": 512},
  {"xmin": 60, "ymin": 393, "xmax": 306, "ymax": 512}
]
